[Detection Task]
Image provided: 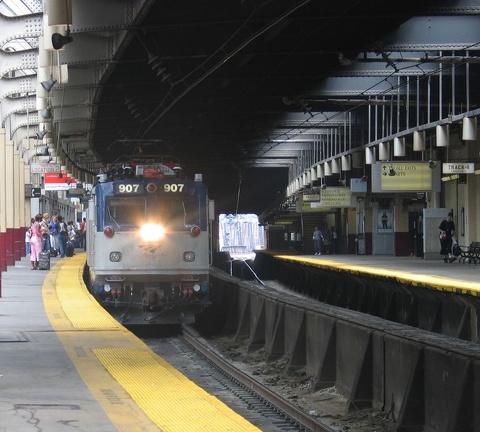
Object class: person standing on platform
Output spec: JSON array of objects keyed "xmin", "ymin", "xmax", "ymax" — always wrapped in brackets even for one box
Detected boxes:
[
  {"xmin": 313, "ymin": 226, "xmax": 324, "ymax": 255},
  {"xmin": 25, "ymin": 227, "xmax": 31, "ymax": 255},
  {"xmin": 30, "ymin": 214, "xmax": 43, "ymax": 270},
  {"xmin": 67, "ymin": 223, "xmax": 77, "ymax": 244},
  {"xmin": 331, "ymin": 226, "xmax": 338, "ymax": 254},
  {"xmin": 439, "ymin": 211, "xmax": 456, "ymax": 263},
  {"xmin": 40, "ymin": 213, "xmax": 51, "ymax": 252},
  {"xmin": 57, "ymin": 216, "xmax": 68, "ymax": 258},
  {"xmin": 49, "ymin": 215, "xmax": 60, "ymax": 253},
  {"xmin": 79, "ymin": 217, "xmax": 86, "ymax": 249}
]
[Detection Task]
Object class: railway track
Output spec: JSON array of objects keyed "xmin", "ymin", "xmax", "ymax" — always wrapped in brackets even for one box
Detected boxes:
[{"xmin": 181, "ymin": 325, "xmax": 336, "ymax": 432}]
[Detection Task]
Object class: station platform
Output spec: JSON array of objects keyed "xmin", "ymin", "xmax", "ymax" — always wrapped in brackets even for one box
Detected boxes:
[
  {"xmin": 0, "ymin": 253, "xmax": 260, "ymax": 432},
  {"xmin": 2, "ymin": 252, "xmax": 479, "ymax": 432},
  {"xmin": 260, "ymin": 251, "xmax": 480, "ymax": 295}
]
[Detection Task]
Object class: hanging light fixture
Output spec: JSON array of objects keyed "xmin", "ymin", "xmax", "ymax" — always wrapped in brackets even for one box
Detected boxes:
[
  {"xmin": 40, "ymin": 107, "xmax": 52, "ymax": 119},
  {"xmin": 52, "ymin": 27, "xmax": 73, "ymax": 50},
  {"xmin": 41, "ymin": 77, "xmax": 57, "ymax": 92},
  {"xmin": 462, "ymin": 117, "xmax": 477, "ymax": 141},
  {"xmin": 436, "ymin": 125, "xmax": 449, "ymax": 147},
  {"xmin": 324, "ymin": 161, "xmax": 332, "ymax": 176},
  {"xmin": 413, "ymin": 131, "xmax": 426, "ymax": 151},
  {"xmin": 36, "ymin": 129, "xmax": 47, "ymax": 140},
  {"xmin": 48, "ymin": 0, "xmax": 73, "ymax": 50},
  {"xmin": 393, "ymin": 137, "xmax": 405, "ymax": 157},
  {"xmin": 331, "ymin": 158, "xmax": 340, "ymax": 174},
  {"xmin": 341, "ymin": 155, "xmax": 351, "ymax": 171},
  {"xmin": 378, "ymin": 142, "xmax": 389, "ymax": 161},
  {"xmin": 316, "ymin": 164, "xmax": 324, "ymax": 178},
  {"xmin": 365, "ymin": 147, "xmax": 374, "ymax": 165}
]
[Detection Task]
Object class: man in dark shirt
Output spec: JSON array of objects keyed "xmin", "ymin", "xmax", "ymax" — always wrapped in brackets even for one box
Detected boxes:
[{"xmin": 439, "ymin": 211, "xmax": 456, "ymax": 263}]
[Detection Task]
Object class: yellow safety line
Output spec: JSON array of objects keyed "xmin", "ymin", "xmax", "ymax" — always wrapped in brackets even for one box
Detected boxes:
[
  {"xmin": 43, "ymin": 254, "xmax": 260, "ymax": 432},
  {"xmin": 94, "ymin": 348, "xmax": 260, "ymax": 432},
  {"xmin": 275, "ymin": 255, "xmax": 480, "ymax": 295}
]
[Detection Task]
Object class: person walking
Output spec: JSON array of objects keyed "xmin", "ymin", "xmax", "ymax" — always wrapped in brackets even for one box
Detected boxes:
[
  {"xmin": 439, "ymin": 211, "xmax": 456, "ymax": 263},
  {"xmin": 30, "ymin": 214, "xmax": 43, "ymax": 269},
  {"xmin": 313, "ymin": 226, "xmax": 324, "ymax": 255}
]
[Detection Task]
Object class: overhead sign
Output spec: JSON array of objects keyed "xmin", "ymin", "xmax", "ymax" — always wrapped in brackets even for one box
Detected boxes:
[
  {"xmin": 320, "ymin": 187, "xmax": 354, "ymax": 208},
  {"xmin": 372, "ymin": 162, "xmax": 441, "ymax": 193},
  {"xmin": 303, "ymin": 192, "xmax": 320, "ymax": 202},
  {"xmin": 67, "ymin": 188, "xmax": 85, "ymax": 197},
  {"xmin": 31, "ymin": 163, "xmax": 61, "ymax": 174},
  {"xmin": 44, "ymin": 172, "xmax": 76, "ymax": 191},
  {"xmin": 31, "ymin": 187, "xmax": 42, "ymax": 197},
  {"xmin": 442, "ymin": 162, "xmax": 474, "ymax": 174}
]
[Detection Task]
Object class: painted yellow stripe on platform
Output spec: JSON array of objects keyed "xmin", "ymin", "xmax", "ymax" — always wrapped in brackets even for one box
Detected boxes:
[
  {"xmin": 55, "ymin": 257, "xmax": 119, "ymax": 329},
  {"xmin": 276, "ymin": 255, "xmax": 480, "ymax": 295},
  {"xmin": 94, "ymin": 348, "xmax": 259, "ymax": 432},
  {"xmin": 43, "ymin": 254, "xmax": 260, "ymax": 432}
]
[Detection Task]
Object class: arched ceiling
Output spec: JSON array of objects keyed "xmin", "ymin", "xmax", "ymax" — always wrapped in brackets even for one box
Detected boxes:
[{"xmin": 3, "ymin": 0, "xmax": 480, "ymax": 215}]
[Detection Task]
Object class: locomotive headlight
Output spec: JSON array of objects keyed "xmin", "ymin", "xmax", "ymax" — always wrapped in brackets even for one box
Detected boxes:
[
  {"xmin": 193, "ymin": 284, "xmax": 201, "ymax": 292},
  {"xmin": 183, "ymin": 251, "xmax": 195, "ymax": 262},
  {"xmin": 104, "ymin": 284, "xmax": 112, "ymax": 293},
  {"xmin": 140, "ymin": 223, "xmax": 165, "ymax": 241}
]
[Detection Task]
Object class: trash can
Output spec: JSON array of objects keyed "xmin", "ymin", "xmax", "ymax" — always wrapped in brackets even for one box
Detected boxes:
[{"xmin": 356, "ymin": 233, "xmax": 365, "ymax": 255}]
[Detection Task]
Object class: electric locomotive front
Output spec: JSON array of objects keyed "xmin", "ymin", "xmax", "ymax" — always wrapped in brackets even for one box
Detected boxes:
[{"xmin": 86, "ymin": 161, "xmax": 213, "ymax": 324}]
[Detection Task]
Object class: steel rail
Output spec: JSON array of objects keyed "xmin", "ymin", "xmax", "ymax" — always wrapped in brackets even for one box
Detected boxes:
[{"xmin": 182, "ymin": 326, "xmax": 336, "ymax": 432}]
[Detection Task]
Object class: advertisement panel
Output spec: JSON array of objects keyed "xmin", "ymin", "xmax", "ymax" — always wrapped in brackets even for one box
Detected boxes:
[{"xmin": 44, "ymin": 172, "xmax": 76, "ymax": 191}]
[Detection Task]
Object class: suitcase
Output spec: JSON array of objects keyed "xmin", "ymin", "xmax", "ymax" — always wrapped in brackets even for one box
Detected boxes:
[
  {"xmin": 65, "ymin": 241, "xmax": 74, "ymax": 257},
  {"xmin": 50, "ymin": 247, "xmax": 58, "ymax": 257},
  {"xmin": 38, "ymin": 250, "xmax": 50, "ymax": 270}
]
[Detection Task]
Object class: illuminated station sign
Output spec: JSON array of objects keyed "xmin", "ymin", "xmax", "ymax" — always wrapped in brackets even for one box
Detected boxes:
[{"xmin": 372, "ymin": 162, "xmax": 441, "ymax": 193}]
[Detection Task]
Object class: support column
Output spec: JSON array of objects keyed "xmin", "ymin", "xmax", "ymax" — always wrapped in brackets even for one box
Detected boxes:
[
  {"xmin": 5, "ymin": 139, "xmax": 15, "ymax": 266},
  {"xmin": 23, "ymin": 163, "xmax": 32, "ymax": 235},
  {"xmin": 0, "ymin": 129, "xmax": 6, "ymax": 294},
  {"xmin": 13, "ymin": 146, "xmax": 22, "ymax": 260}
]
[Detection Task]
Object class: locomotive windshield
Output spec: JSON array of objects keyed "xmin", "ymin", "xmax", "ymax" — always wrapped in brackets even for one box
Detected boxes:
[{"xmin": 106, "ymin": 195, "xmax": 200, "ymax": 230}]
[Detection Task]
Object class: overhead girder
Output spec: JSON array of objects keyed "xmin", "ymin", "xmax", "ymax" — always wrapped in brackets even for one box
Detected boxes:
[
  {"xmin": 0, "ymin": 12, "xmax": 42, "ymax": 49},
  {"xmin": 0, "ymin": 76, "xmax": 38, "ymax": 128},
  {"xmin": 2, "ymin": 1, "xmax": 480, "ymax": 215},
  {"xmin": 385, "ymin": 15, "xmax": 480, "ymax": 51},
  {"xmin": 0, "ymin": 48, "xmax": 37, "ymax": 80},
  {"xmin": 280, "ymin": 13, "xmax": 480, "ymax": 130},
  {"xmin": 1, "ymin": 0, "xmax": 155, "ymax": 179},
  {"xmin": 1, "ymin": 92, "xmax": 37, "ymax": 133}
]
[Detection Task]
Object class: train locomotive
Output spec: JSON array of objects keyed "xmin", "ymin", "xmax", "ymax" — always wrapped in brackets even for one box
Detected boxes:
[{"xmin": 85, "ymin": 155, "xmax": 213, "ymax": 324}]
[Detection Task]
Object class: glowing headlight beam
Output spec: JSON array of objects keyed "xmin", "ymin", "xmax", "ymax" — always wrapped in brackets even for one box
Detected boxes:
[{"xmin": 140, "ymin": 223, "xmax": 165, "ymax": 241}]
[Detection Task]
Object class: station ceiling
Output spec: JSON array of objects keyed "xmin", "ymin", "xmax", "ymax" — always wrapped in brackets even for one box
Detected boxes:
[
  {"xmin": 7, "ymin": 0, "xmax": 479, "ymax": 215},
  {"xmin": 95, "ymin": 0, "xmax": 440, "ymax": 216}
]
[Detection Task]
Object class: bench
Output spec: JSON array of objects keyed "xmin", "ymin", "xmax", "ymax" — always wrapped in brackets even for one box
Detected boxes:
[{"xmin": 458, "ymin": 242, "xmax": 480, "ymax": 264}]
